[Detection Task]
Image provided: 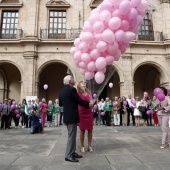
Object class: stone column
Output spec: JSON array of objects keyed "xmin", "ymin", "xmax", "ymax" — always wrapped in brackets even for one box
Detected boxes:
[
  {"xmin": 160, "ymin": 0, "xmax": 170, "ymax": 40},
  {"xmin": 121, "ymin": 53, "xmax": 134, "ymax": 97},
  {"xmin": 22, "ymin": 44, "xmax": 37, "ymax": 98}
]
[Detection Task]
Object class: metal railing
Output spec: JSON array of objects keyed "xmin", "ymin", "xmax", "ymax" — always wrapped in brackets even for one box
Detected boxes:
[
  {"xmin": 0, "ymin": 29, "xmax": 23, "ymax": 39},
  {"xmin": 40, "ymin": 28, "xmax": 82, "ymax": 40},
  {"xmin": 135, "ymin": 31, "xmax": 163, "ymax": 41}
]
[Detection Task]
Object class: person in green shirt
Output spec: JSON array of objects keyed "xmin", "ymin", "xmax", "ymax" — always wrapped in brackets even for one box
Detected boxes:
[
  {"xmin": 47, "ymin": 100, "xmax": 53, "ymax": 127},
  {"xmin": 53, "ymin": 99, "xmax": 61, "ymax": 126},
  {"xmin": 25, "ymin": 100, "xmax": 32, "ymax": 128},
  {"xmin": 104, "ymin": 97, "xmax": 112, "ymax": 126}
]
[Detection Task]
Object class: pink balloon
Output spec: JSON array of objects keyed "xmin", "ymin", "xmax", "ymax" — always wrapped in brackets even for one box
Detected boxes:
[
  {"xmin": 131, "ymin": 0, "xmax": 141, "ymax": 8},
  {"xmin": 113, "ymin": 102, "xmax": 118, "ymax": 107},
  {"xmin": 90, "ymin": 49, "xmax": 101, "ymax": 61},
  {"xmin": 150, "ymin": 110, "xmax": 154, "ymax": 115},
  {"xmin": 91, "ymin": 8, "xmax": 100, "ymax": 15},
  {"xmin": 157, "ymin": 93, "xmax": 165, "ymax": 102},
  {"xmin": 115, "ymin": 30, "xmax": 125, "ymax": 43},
  {"xmin": 73, "ymin": 51, "xmax": 82, "ymax": 61},
  {"xmin": 109, "ymin": 82, "xmax": 113, "ymax": 88},
  {"xmin": 96, "ymin": 41, "xmax": 108, "ymax": 52},
  {"xmin": 12, "ymin": 101, "xmax": 16, "ymax": 105},
  {"xmin": 70, "ymin": 47, "xmax": 78, "ymax": 56},
  {"xmin": 81, "ymin": 53, "xmax": 91, "ymax": 63},
  {"xmin": 0, "ymin": 104, "xmax": 2, "ymax": 108},
  {"xmin": 144, "ymin": 92, "xmax": 148, "ymax": 97},
  {"xmin": 137, "ymin": 0, "xmax": 149, "ymax": 13},
  {"xmin": 79, "ymin": 42, "xmax": 88, "ymax": 52},
  {"xmin": 167, "ymin": 87, "xmax": 170, "ymax": 93},
  {"xmin": 101, "ymin": 112, "xmax": 105, "ymax": 116},
  {"xmin": 105, "ymin": 55, "xmax": 115, "ymax": 65},
  {"xmin": 124, "ymin": 31, "xmax": 136, "ymax": 43},
  {"xmin": 119, "ymin": 44, "xmax": 127, "ymax": 54},
  {"xmin": 120, "ymin": 20, "xmax": 130, "ymax": 31},
  {"xmin": 80, "ymin": 68, "xmax": 86, "ymax": 75},
  {"xmin": 95, "ymin": 71, "xmax": 105, "ymax": 84},
  {"xmin": 85, "ymin": 71, "xmax": 94, "ymax": 80},
  {"xmin": 95, "ymin": 57, "xmax": 106, "ymax": 70},
  {"xmin": 107, "ymin": 42, "xmax": 118, "ymax": 55},
  {"xmin": 93, "ymin": 93, "xmax": 97, "ymax": 98},
  {"xmin": 128, "ymin": 8, "xmax": 138, "ymax": 21},
  {"xmin": 15, "ymin": 110, "xmax": 19, "ymax": 114},
  {"xmin": 114, "ymin": 50, "xmax": 121, "ymax": 61},
  {"xmin": 110, "ymin": 0, "xmax": 123, "ymax": 6},
  {"xmin": 99, "ymin": 10, "xmax": 111, "ymax": 23},
  {"xmin": 29, "ymin": 104, "xmax": 33, "ymax": 109},
  {"xmin": 99, "ymin": 2, "xmax": 113, "ymax": 12},
  {"xmin": 48, "ymin": 102, "xmax": 52, "ymax": 107},
  {"xmin": 153, "ymin": 88, "xmax": 163, "ymax": 97},
  {"xmin": 119, "ymin": 0, "xmax": 131, "ymax": 15},
  {"xmin": 93, "ymin": 21, "xmax": 105, "ymax": 33},
  {"xmin": 83, "ymin": 21, "xmax": 93, "ymax": 32},
  {"xmin": 99, "ymin": 67, "xmax": 106, "ymax": 73},
  {"xmin": 102, "ymin": 29, "xmax": 115, "ymax": 44},
  {"xmin": 44, "ymin": 84, "xmax": 48, "ymax": 90},
  {"xmin": 89, "ymin": 12, "xmax": 100, "ymax": 25},
  {"xmin": 93, "ymin": 104, "xmax": 98, "ymax": 110},
  {"xmin": 123, "ymin": 101, "xmax": 127, "ymax": 106},
  {"xmin": 94, "ymin": 33, "xmax": 103, "ymax": 43},
  {"xmin": 74, "ymin": 38, "xmax": 81, "ymax": 47},
  {"xmin": 108, "ymin": 17, "xmax": 121, "ymax": 31},
  {"xmin": 79, "ymin": 61, "xmax": 86, "ymax": 69},
  {"xmin": 146, "ymin": 110, "xmax": 151, "ymax": 115},
  {"xmin": 87, "ymin": 61, "xmax": 96, "ymax": 72},
  {"xmin": 20, "ymin": 108, "xmax": 24, "ymax": 113},
  {"xmin": 11, "ymin": 105, "xmax": 15, "ymax": 110},
  {"xmin": 88, "ymin": 42, "xmax": 96, "ymax": 50},
  {"xmin": 16, "ymin": 114, "xmax": 20, "ymax": 118},
  {"xmin": 112, "ymin": 9, "xmax": 122, "ymax": 18},
  {"xmin": 81, "ymin": 32, "xmax": 93, "ymax": 43},
  {"xmin": 39, "ymin": 102, "xmax": 43, "ymax": 107}
]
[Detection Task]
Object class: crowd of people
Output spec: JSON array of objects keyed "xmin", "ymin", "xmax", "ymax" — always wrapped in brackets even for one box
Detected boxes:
[{"xmin": 0, "ymin": 75, "xmax": 170, "ymax": 163}]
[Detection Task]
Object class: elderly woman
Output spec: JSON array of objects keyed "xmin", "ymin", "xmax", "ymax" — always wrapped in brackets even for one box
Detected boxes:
[{"xmin": 53, "ymin": 99, "xmax": 61, "ymax": 126}]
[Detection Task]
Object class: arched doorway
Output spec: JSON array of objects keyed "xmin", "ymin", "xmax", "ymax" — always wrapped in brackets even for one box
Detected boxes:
[
  {"xmin": 38, "ymin": 62, "xmax": 71, "ymax": 102},
  {"xmin": 0, "ymin": 63, "xmax": 21, "ymax": 102},
  {"xmin": 134, "ymin": 64, "xmax": 160, "ymax": 99},
  {"xmin": 100, "ymin": 71, "xmax": 120, "ymax": 100}
]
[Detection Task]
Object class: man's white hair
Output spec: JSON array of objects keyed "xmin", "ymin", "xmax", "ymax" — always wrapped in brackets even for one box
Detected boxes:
[{"xmin": 63, "ymin": 75, "xmax": 72, "ymax": 85}]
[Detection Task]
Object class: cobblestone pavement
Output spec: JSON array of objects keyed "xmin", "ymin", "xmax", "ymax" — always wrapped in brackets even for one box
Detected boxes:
[{"xmin": 0, "ymin": 125, "xmax": 170, "ymax": 170}]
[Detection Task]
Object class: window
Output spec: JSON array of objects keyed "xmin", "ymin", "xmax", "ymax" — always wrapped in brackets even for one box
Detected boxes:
[
  {"xmin": 48, "ymin": 10, "xmax": 66, "ymax": 39},
  {"xmin": 138, "ymin": 13, "xmax": 154, "ymax": 41},
  {"xmin": 1, "ymin": 11, "xmax": 18, "ymax": 39}
]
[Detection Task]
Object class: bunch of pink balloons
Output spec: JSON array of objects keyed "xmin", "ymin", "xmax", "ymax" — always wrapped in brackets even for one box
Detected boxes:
[
  {"xmin": 70, "ymin": 0, "xmax": 148, "ymax": 84},
  {"xmin": 153, "ymin": 88, "xmax": 165, "ymax": 102}
]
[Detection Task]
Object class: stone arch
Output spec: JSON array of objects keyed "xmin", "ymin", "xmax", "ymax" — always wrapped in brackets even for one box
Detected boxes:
[
  {"xmin": 0, "ymin": 60, "xmax": 23, "ymax": 81},
  {"xmin": 36, "ymin": 59, "xmax": 76, "ymax": 83},
  {"xmin": 132, "ymin": 59, "xmax": 169, "ymax": 85}
]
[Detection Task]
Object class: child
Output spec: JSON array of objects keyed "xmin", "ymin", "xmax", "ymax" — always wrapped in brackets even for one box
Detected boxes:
[{"xmin": 29, "ymin": 107, "xmax": 42, "ymax": 134}]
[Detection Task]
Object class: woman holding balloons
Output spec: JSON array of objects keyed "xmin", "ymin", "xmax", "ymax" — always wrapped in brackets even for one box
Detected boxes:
[
  {"xmin": 77, "ymin": 81, "xmax": 94, "ymax": 153},
  {"xmin": 154, "ymin": 87, "xmax": 170, "ymax": 149}
]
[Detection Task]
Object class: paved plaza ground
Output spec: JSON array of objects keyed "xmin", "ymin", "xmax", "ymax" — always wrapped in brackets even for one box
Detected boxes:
[{"xmin": 0, "ymin": 125, "xmax": 170, "ymax": 170}]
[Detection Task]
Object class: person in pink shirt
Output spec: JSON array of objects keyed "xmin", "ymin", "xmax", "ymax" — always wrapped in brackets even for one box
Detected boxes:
[
  {"xmin": 155, "ymin": 87, "xmax": 170, "ymax": 149},
  {"xmin": 40, "ymin": 98, "xmax": 47, "ymax": 130},
  {"xmin": 77, "ymin": 81, "xmax": 94, "ymax": 153}
]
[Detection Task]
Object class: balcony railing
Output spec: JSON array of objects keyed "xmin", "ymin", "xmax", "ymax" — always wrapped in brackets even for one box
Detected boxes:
[
  {"xmin": 40, "ymin": 28, "xmax": 82, "ymax": 40},
  {"xmin": 0, "ymin": 29, "xmax": 23, "ymax": 39},
  {"xmin": 135, "ymin": 31, "xmax": 163, "ymax": 41}
]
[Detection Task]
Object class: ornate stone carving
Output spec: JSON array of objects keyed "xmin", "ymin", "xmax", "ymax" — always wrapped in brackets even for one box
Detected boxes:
[
  {"xmin": 90, "ymin": 0, "xmax": 103, "ymax": 8},
  {"xmin": 46, "ymin": 0, "xmax": 70, "ymax": 7},
  {"xmin": 0, "ymin": 0, "xmax": 22, "ymax": 7}
]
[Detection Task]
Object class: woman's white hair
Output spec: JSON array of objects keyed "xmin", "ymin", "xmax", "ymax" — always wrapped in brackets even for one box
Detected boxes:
[{"xmin": 63, "ymin": 75, "xmax": 72, "ymax": 85}]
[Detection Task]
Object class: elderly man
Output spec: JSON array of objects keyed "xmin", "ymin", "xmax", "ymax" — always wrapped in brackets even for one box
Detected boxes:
[
  {"xmin": 59, "ymin": 75, "xmax": 93, "ymax": 163},
  {"xmin": 1, "ymin": 99, "xmax": 10, "ymax": 129}
]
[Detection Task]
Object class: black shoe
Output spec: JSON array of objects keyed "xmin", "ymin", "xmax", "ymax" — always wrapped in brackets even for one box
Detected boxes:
[
  {"xmin": 74, "ymin": 152, "xmax": 83, "ymax": 158},
  {"xmin": 65, "ymin": 157, "xmax": 79, "ymax": 162}
]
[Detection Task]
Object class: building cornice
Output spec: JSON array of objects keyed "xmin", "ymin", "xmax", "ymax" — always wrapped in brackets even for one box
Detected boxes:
[
  {"xmin": 121, "ymin": 54, "xmax": 132, "ymax": 59},
  {"xmin": 46, "ymin": 0, "xmax": 70, "ymax": 8},
  {"xmin": 0, "ymin": 0, "xmax": 23, "ymax": 7},
  {"xmin": 160, "ymin": 0, "xmax": 170, "ymax": 4}
]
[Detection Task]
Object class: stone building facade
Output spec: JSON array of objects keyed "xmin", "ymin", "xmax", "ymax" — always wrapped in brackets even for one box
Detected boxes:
[{"xmin": 0, "ymin": 0, "xmax": 170, "ymax": 102}]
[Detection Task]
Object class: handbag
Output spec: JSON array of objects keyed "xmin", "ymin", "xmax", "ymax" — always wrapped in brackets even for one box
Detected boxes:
[{"xmin": 138, "ymin": 106, "xmax": 146, "ymax": 112}]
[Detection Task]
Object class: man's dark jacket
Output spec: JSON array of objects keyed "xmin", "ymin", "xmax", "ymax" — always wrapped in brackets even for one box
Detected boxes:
[{"xmin": 59, "ymin": 85, "xmax": 89, "ymax": 124}]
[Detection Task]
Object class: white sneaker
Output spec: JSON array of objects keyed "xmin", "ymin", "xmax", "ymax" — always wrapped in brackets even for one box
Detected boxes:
[{"xmin": 22, "ymin": 126, "xmax": 25, "ymax": 128}]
